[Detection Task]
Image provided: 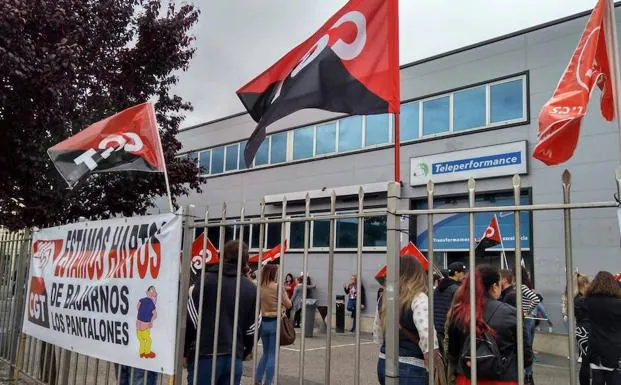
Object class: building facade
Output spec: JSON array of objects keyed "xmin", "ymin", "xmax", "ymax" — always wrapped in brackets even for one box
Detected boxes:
[{"xmin": 165, "ymin": 8, "xmax": 621, "ymax": 331}]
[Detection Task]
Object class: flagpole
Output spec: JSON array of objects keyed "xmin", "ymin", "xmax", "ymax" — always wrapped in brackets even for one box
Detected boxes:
[
  {"xmin": 150, "ymin": 102, "xmax": 174, "ymax": 213},
  {"xmin": 607, "ymin": 0, "xmax": 621, "ymax": 155},
  {"xmin": 496, "ymin": 214, "xmax": 508, "ymax": 269},
  {"xmin": 394, "ymin": 113, "xmax": 401, "ymax": 182}
]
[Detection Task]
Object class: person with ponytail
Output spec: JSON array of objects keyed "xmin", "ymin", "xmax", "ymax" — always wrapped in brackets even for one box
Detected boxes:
[
  {"xmin": 446, "ymin": 265, "xmax": 533, "ymax": 385},
  {"xmin": 376, "ymin": 254, "xmax": 439, "ymax": 385}
]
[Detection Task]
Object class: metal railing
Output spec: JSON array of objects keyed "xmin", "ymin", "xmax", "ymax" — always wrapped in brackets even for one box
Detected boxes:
[{"xmin": 0, "ymin": 167, "xmax": 619, "ymax": 385}]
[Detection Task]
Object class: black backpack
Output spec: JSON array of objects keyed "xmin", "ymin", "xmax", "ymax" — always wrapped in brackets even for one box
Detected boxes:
[{"xmin": 458, "ymin": 303, "xmax": 513, "ymax": 379}]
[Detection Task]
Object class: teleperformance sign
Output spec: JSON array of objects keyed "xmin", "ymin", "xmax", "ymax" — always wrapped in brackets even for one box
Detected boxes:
[{"xmin": 410, "ymin": 141, "xmax": 527, "ymax": 186}]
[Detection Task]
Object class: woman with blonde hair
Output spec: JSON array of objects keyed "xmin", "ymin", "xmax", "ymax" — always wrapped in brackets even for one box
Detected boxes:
[
  {"xmin": 376, "ymin": 255, "xmax": 438, "ymax": 385},
  {"xmin": 255, "ymin": 264, "xmax": 291, "ymax": 385}
]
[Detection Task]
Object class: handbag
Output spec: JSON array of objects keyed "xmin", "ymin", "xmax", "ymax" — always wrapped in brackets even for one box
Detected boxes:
[
  {"xmin": 279, "ymin": 312, "xmax": 296, "ymax": 346},
  {"xmin": 347, "ymin": 298, "xmax": 356, "ymax": 313}
]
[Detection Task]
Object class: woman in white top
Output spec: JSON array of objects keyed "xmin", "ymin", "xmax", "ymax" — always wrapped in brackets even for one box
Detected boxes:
[{"xmin": 376, "ymin": 254, "xmax": 438, "ymax": 385}]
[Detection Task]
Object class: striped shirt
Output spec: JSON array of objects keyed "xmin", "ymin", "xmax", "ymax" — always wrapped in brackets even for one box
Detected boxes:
[{"xmin": 521, "ymin": 284, "xmax": 540, "ymax": 315}]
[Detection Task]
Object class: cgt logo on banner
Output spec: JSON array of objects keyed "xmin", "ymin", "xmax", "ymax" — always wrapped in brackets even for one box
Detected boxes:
[{"xmin": 22, "ymin": 211, "xmax": 182, "ymax": 374}]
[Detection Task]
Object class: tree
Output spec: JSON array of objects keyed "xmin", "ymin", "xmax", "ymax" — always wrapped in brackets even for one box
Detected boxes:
[{"xmin": 0, "ymin": 0, "xmax": 202, "ymax": 229}]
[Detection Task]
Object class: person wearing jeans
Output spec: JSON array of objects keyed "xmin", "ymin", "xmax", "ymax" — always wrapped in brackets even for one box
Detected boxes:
[
  {"xmin": 187, "ymin": 356, "xmax": 242, "ymax": 385},
  {"xmin": 256, "ymin": 264, "xmax": 292, "ymax": 385},
  {"xmin": 116, "ymin": 365, "xmax": 158, "ymax": 385}
]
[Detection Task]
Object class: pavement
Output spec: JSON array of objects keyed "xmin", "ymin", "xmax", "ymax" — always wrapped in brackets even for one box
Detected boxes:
[{"xmin": 0, "ymin": 330, "xmax": 574, "ymax": 385}]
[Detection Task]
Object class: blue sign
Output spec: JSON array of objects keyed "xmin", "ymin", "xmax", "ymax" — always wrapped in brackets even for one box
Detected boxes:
[
  {"xmin": 416, "ymin": 195, "xmax": 530, "ymax": 251},
  {"xmin": 432, "ymin": 152, "xmax": 522, "ymax": 175}
]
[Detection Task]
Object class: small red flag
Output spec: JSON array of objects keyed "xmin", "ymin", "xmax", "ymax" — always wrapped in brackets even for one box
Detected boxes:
[
  {"xmin": 48, "ymin": 102, "xmax": 165, "ymax": 187},
  {"xmin": 374, "ymin": 242, "xmax": 436, "ymax": 284},
  {"xmin": 237, "ymin": 0, "xmax": 400, "ymax": 166},
  {"xmin": 189, "ymin": 233, "xmax": 220, "ymax": 281},
  {"xmin": 534, "ymin": 0, "xmax": 617, "ymax": 165},
  {"xmin": 476, "ymin": 215, "xmax": 502, "ymax": 258},
  {"xmin": 249, "ymin": 241, "xmax": 288, "ymax": 265}
]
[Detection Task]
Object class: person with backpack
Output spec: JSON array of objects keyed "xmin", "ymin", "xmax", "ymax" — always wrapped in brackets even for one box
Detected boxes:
[
  {"xmin": 446, "ymin": 264, "xmax": 533, "ymax": 385},
  {"xmin": 434, "ymin": 262, "xmax": 466, "ymax": 353},
  {"xmin": 376, "ymin": 254, "xmax": 440, "ymax": 385}
]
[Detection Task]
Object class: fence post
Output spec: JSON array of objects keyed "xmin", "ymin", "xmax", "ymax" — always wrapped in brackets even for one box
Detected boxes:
[
  {"xmin": 426, "ymin": 181, "xmax": 435, "ymax": 385},
  {"xmin": 174, "ymin": 207, "xmax": 195, "ymax": 385},
  {"xmin": 385, "ymin": 182, "xmax": 401, "ymax": 385},
  {"xmin": 9, "ymin": 230, "xmax": 31, "ymax": 380},
  {"xmin": 467, "ymin": 178, "xmax": 477, "ymax": 383},
  {"xmin": 562, "ymin": 170, "xmax": 578, "ymax": 385},
  {"xmin": 513, "ymin": 175, "xmax": 525, "ymax": 385}
]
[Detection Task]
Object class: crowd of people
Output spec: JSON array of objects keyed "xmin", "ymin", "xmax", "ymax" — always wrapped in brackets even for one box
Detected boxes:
[
  {"xmin": 370, "ymin": 256, "xmax": 621, "ymax": 385},
  {"xmin": 125, "ymin": 238, "xmax": 621, "ymax": 385}
]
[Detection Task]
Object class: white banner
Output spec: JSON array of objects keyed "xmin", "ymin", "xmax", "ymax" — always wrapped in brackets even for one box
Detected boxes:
[{"xmin": 22, "ymin": 212, "xmax": 182, "ymax": 374}]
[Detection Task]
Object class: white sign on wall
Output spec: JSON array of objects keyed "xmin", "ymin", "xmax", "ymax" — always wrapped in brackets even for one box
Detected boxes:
[
  {"xmin": 410, "ymin": 141, "xmax": 528, "ymax": 186},
  {"xmin": 22, "ymin": 212, "xmax": 182, "ymax": 374}
]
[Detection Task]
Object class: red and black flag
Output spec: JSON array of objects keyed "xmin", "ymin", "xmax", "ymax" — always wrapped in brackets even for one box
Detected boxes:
[
  {"xmin": 476, "ymin": 215, "xmax": 502, "ymax": 258},
  {"xmin": 48, "ymin": 102, "xmax": 165, "ymax": 187},
  {"xmin": 237, "ymin": 0, "xmax": 400, "ymax": 166},
  {"xmin": 533, "ymin": 0, "xmax": 619, "ymax": 165}
]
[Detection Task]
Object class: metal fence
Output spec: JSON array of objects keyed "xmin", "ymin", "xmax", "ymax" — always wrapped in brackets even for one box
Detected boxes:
[{"xmin": 0, "ymin": 168, "xmax": 619, "ymax": 385}]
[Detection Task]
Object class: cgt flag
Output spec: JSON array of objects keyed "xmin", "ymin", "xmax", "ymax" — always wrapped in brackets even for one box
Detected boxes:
[
  {"xmin": 248, "ymin": 241, "xmax": 288, "ymax": 265},
  {"xmin": 534, "ymin": 0, "xmax": 619, "ymax": 165},
  {"xmin": 48, "ymin": 102, "xmax": 165, "ymax": 187},
  {"xmin": 189, "ymin": 233, "xmax": 220, "ymax": 284},
  {"xmin": 475, "ymin": 215, "xmax": 502, "ymax": 258},
  {"xmin": 237, "ymin": 0, "xmax": 399, "ymax": 166}
]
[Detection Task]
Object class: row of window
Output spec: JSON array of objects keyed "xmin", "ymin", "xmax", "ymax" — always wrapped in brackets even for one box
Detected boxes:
[
  {"xmin": 183, "ymin": 76, "xmax": 527, "ymax": 176},
  {"xmin": 196, "ymin": 215, "xmax": 387, "ymax": 251}
]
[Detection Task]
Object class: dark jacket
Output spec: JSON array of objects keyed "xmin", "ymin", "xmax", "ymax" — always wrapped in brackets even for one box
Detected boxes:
[
  {"xmin": 500, "ymin": 285, "xmax": 517, "ymax": 308},
  {"xmin": 379, "ymin": 297, "xmax": 424, "ymax": 359},
  {"xmin": 574, "ymin": 294, "xmax": 590, "ymax": 330},
  {"xmin": 345, "ymin": 284, "xmax": 367, "ymax": 308},
  {"xmin": 184, "ymin": 264, "xmax": 257, "ymax": 360},
  {"xmin": 586, "ymin": 295, "xmax": 621, "ymax": 368},
  {"xmin": 433, "ymin": 278, "xmax": 460, "ymax": 334},
  {"xmin": 447, "ymin": 298, "xmax": 534, "ymax": 382}
]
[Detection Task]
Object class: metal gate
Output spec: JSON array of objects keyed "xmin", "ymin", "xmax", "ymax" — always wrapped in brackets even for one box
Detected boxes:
[{"xmin": 0, "ymin": 167, "xmax": 619, "ymax": 385}]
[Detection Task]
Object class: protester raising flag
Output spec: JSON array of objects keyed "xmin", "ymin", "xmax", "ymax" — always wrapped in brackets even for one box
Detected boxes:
[
  {"xmin": 237, "ymin": 0, "xmax": 400, "ymax": 169},
  {"xmin": 475, "ymin": 215, "xmax": 502, "ymax": 258},
  {"xmin": 533, "ymin": 0, "xmax": 620, "ymax": 165},
  {"xmin": 48, "ymin": 102, "xmax": 166, "ymax": 188}
]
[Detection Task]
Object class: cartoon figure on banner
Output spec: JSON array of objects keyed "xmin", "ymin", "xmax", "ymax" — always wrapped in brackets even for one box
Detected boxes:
[{"xmin": 137, "ymin": 286, "xmax": 158, "ymax": 359}]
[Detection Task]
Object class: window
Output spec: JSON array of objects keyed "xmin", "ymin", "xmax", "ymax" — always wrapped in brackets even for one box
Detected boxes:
[
  {"xmin": 364, "ymin": 216, "xmax": 386, "ymax": 247},
  {"xmin": 312, "ymin": 220, "xmax": 330, "ymax": 248},
  {"xmin": 289, "ymin": 221, "xmax": 305, "ymax": 249},
  {"xmin": 255, "ymin": 139, "xmax": 269, "ymax": 166},
  {"xmin": 225, "ymin": 144, "xmax": 239, "ymax": 171},
  {"xmin": 211, "ymin": 147, "xmax": 225, "ymax": 174},
  {"xmin": 336, "ymin": 218, "xmax": 358, "ymax": 248},
  {"xmin": 316, "ymin": 122, "xmax": 337, "ymax": 155},
  {"xmin": 239, "ymin": 141, "xmax": 247, "ymax": 170},
  {"xmin": 293, "ymin": 126, "xmax": 314, "ymax": 160},
  {"xmin": 365, "ymin": 114, "xmax": 389, "ymax": 146},
  {"xmin": 207, "ymin": 227, "xmax": 220, "ymax": 249},
  {"xmin": 271, "ymin": 132, "xmax": 287, "ymax": 164},
  {"xmin": 251, "ymin": 223, "xmax": 261, "ymax": 249},
  {"xmin": 423, "ymin": 96, "xmax": 450, "ymax": 136},
  {"xmin": 490, "ymin": 79, "xmax": 524, "ymax": 123},
  {"xmin": 454, "ymin": 86, "xmax": 485, "ymax": 131},
  {"xmin": 198, "ymin": 150, "xmax": 210, "ymax": 175},
  {"xmin": 224, "ymin": 225, "xmax": 235, "ymax": 243},
  {"xmin": 266, "ymin": 223, "xmax": 282, "ymax": 248},
  {"xmin": 338, "ymin": 116, "xmax": 363, "ymax": 152},
  {"xmin": 400, "ymin": 102, "xmax": 419, "ymax": 141}
]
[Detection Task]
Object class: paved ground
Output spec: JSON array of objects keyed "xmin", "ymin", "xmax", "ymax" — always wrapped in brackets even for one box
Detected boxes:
[{"xmin": 0, "ymin": 330, "xmax": 573, "ymax": 384}]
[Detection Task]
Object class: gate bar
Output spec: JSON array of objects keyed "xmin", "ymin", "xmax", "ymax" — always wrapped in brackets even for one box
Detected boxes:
[
  {"xmin": 513, "ymin": 175, "xmax": 525, "ymax": 385},
  {"xmin": 467, "ymin": 178, "xmax": 477, "ymax": 383},
  {"xmin": 385, "ymin": 182, "xmax": 401, "ymax": 385},
  {"xmin": 210, "ymin": 203, "xmax": 227, "ymax": 385},
  {"xmin": 324, "ymin": 191, "xmax": 337, "ymax": 385},
  {"xmin": 562, "ymin": 170, "xmax": 578, "ymax": 385},
  {"xmin": 229, "ymin": 207, "xmax": 246, "ymax": 385},
  {"xmin": 273, "ymin": 196, "xmax": 288, "ymax": 385},
  {"xmin": 426, "ymin": 181, "xmax": 435, "ymax": 385},
  {"xmin": 354, "ymin": 187, "xmax": 365, "ymax": 385},
  {"xmin": 299, "ymin": 194, "xmax": 311, "ymax": 385},
  {"xmin": 251, "ymin": 200, "xmax": 266, "ymax": 385}
]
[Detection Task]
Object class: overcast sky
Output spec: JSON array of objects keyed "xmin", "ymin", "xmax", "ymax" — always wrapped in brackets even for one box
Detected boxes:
[{"xmin": 174, "ymin": 0, "xmax": 599, "ymax": 127}]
